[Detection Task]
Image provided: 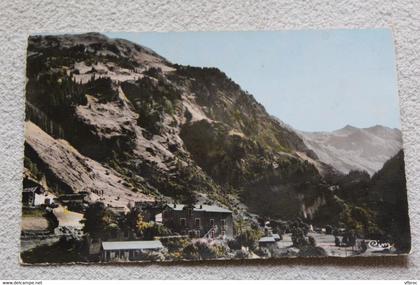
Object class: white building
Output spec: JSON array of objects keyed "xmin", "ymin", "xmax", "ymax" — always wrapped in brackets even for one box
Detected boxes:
[{"xmin": 101, "ymin": 240, "xmax": 164, "ymax": 262}]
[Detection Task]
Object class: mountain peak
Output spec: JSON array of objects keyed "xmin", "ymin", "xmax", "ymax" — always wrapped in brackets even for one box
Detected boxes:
[
  {"xmin": 299, "ymin": 124, "xmax": 403, "ymax": 175},
  {"xmin": 340, "ymin": 124, "xmax": 357, "ymax": 132},
  {"xmin": 343, "ymin": 124, "xmax": 355, "ymax": 129}
]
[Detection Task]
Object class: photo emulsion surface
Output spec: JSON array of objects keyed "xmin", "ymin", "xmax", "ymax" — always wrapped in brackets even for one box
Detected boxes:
[{"xmin": 21, "ymin": 30, "xmax": 410, "ymax": 264}]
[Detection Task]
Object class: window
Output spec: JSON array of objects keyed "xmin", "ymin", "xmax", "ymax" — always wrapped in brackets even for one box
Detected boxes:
[
  {"xmin": 221, "ymin": 219, "xmax": 225, "ymax": 229},
  {"xmin": 209, "ymin": 219, "xmax": 214, "ymax": 227},
  {"xmin": 180, "ymin": 218, "xmax": 186, "ymax": 227},
  {"xmin": 195, "ymin": 218, "xmax": 200, "ymax": 228}
]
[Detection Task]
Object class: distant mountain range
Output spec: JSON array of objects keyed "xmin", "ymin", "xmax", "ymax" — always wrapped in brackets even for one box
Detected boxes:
[{"xmin": 298, "ymin": 125, "xmax": 402, "ymax": 175}]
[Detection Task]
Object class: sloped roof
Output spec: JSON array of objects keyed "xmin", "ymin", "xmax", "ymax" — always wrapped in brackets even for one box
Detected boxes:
[
  {"xmin": 23, "ymin": 186, "xmax": 44, "ymax": 193},
  {"xmin": 259, "ymin": 236, "xmax": 276, "ymax": 243},
  {"xmin": 102, "ymin": 240, "xmax": 163, "ymax": 251},
  {"xmin": 272, "ymin": 234, "xmax": 281, "ymax": 240},
  {"xmin": 23, "ymin": 187, "xmax": 38, "ymax": 193},
  {"xmin": 166, "ymin": 204, "xmax": 232, "ymax": 214}
]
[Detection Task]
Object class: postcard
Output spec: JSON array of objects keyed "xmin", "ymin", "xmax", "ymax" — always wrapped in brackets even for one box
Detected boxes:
[{"xmin": 21, "ymin": 30, "xmax": 410, "ymax": 264}]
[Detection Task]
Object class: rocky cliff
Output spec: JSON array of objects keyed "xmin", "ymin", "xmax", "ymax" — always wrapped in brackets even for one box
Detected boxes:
[{"xmin": 24, "ymin": 33, "xmax": 329, "ymax": 219}]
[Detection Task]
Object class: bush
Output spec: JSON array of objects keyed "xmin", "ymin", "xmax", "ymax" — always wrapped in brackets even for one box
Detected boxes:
[
  {"xmin": 254, "ymin": 246, "xmax": 271, "ymax": 258},
  {"xmin": 85, "ymin": 77, "xmax": 117, "ymax": 102},
  {"xmin": 298, "ymin": 245, "xmax": 327, "ymax": 257},
  {"xmin": 325, "ymin": 225, "xmax": 333, "ymax": 235},
  {"xmin": 308, "ymin": 235, "xmax": 316, "ymax": 247},
  {"xmin": 134, "ymin": 251, "xmax": 165, "ymax": 262},
  {"xmin": 81, "ymin": 202, "xmax": 118, "ymax": 240},
  {"xmin": 291, "ymin": 227, "xmax": 308, "ymax": 248},
  {"xmin": 213, "ymin": 244, "xmax": 228, "ymax": 258},
  {"xmin": 44, "ymin": 209, "xmax": 59, "ymax": 231},
  {"xmin": 195, "ymin": 241, "xmax": 217, "ymax": 259},
  {"xmin": 160, "ymin": 237, "xmax": 191, "ymax": 261},
  {"xmin": 233, "ymin": 227, "xmax": 262, "ymax": 250},
  {"xmin": 161, "ymin": 237, "xmax": 189, "ymax": 253},
  {"xmin": 143, "ymin": 223, "xmax": 172, "ymax": 240},
  {"xmin": 182, "ymin": 243, "xmax": 199, "ymax": 260},
  {"xmin": 21, "ymin": 236, "xmax": 85, "ymax": 264},
  {"xmin": 227, "ymin": 239, "xmax": 241, "ymax": 251},
  {"xmin": 182, "ymin": 241, "xmax": 218, "ymax": 260},
  {"xmin": 120, "ymin": 77, "xmax": 181, "ymax": 135}
]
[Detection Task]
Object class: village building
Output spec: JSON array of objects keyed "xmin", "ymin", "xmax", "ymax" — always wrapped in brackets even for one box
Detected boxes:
[
  {"xmin": 162, "ymin": 204, "xmax": 233, "ymax": 239},
  {"xmin": 22, "ymin": 186, "xmax": 45, "ymax": 207},
  {"xmin": 272, "ymin": 233, "xmax": 281, "ymax": 241},
  {"xmin": 57, "ymin": 192, "xmax": 89, "ymax": 212},
  {"xmin": 134, "ymin": 201, "xmax": 163, "ymax": 222},
  {"xmin": 258, "ymin": 221, "xmax": 282, "ymax": 248},
  {"xmin": 101, "ymin": 240, "xmax": 164, "ymax": 262}
]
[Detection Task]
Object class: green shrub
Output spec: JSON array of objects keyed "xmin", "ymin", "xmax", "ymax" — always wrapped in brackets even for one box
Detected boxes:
[
  {"xmin": 182, "ymin": 241, "xmax": 218, "ymax": 260},
  {"xmin": 21, "ymin": 236, "xmax": 85, "ymax": 264},
  {"xmin": 298, "ymin": 245, "xmax": 327, "ymax": 257},
  {"xmin": 308, "ymin": 235, "xmax": 316, "ymax": 247},
  {"xmin": 182, "ymin": 243, "xmax": 200, "ymax": 260}
]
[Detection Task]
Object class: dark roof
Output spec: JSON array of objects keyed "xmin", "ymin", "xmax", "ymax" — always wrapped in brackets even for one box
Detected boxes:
[
  {"xmin": 259, "ymin": 236, "xmax": 276, "ymax": 243},
  {"xmin": 166, "ymin": 204, "xmax": 232, "ymax": 214},
  {"xmin": 23, "ymin": 187, "xmax": 37, "ymax": 193},
  {"xmin": 102, "ymin": 240, "xmax": 163, "ymax": 251}
]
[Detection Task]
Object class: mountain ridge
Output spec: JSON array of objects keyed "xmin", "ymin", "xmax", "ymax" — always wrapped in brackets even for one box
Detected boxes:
[
  {"xmin": 298, "ymin": 124, "xmax": 402, "ymax": 175},
  {"xmin": 25, "ymin": 33, "xmax": 328, "ymax": 220}
]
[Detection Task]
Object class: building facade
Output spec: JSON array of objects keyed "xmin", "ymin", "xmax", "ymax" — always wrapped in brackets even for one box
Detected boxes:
[
  {"xmin": 162, "ymin": 204, "xmax": 234, "ymax": 239},
  {"xmin": 22, "ymin": 186, "xmax": 45, "ymax": 207}
]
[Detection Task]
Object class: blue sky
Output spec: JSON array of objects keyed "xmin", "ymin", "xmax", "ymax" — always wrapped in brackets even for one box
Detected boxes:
[{"xmin": 106, "ymin": 30, "xmax": 400, "ymax": 132}]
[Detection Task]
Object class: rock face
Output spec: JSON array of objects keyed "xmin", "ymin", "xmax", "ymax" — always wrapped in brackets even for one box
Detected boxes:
[
  {"xmin": 299, "ymin": 125, "xmax": 403, "ymax": 175},
  {"xmin": 25, "ymin": 121, "xmax": 154, "ymax": 208},
  {"xmin": 24, "ymin": 33, "xmax": 328, "ymax": 216}
]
